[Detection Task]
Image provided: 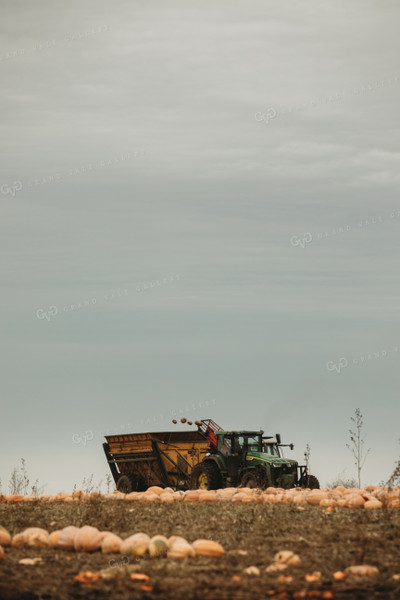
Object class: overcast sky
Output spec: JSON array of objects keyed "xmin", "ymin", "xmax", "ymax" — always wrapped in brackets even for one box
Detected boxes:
[{"xmin": 1, "ymin": 0, "xmax": 400, "ymax": 493}]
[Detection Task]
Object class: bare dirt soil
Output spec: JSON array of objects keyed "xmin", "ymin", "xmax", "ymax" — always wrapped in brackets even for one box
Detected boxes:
[{"xmin": 1, "ymin": 499, "xmax": 399, "ymax": 599}]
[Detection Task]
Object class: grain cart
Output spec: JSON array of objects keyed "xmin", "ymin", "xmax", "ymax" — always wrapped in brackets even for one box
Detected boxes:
[
  {"xmin": 103, "ymin": 419, "xmax": 319, "ymax": 492},
  {"xmin": 103, "ymin": 421, "xmax": 219, "ymax": 492}
]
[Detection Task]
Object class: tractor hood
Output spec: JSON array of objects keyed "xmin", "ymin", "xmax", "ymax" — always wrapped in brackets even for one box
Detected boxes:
[{"xmin": 245, "ymin": 452, "xmax": 292, "ymax": 467}]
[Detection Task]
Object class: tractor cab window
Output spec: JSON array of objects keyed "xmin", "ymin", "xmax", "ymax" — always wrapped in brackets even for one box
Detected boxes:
[
  {"xmin": 238, "ymin": 435, "xmax": 261, "ymax": 453},
  {"xmin": 246, "ymin": 436, "xmax": 261, "ymax": 452},
  {"xmin": 264, "ymin": 443, "xmax": 280, "ymax": 456},
  {"xmin": 248, "ymin": 443, "xmax": 261, "ymax": 452}
]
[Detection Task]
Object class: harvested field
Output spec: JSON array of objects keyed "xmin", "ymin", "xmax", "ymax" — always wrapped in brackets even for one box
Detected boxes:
[{"xmin": 1, "ymin": 495, "xmax": 400, "ymax": 599}]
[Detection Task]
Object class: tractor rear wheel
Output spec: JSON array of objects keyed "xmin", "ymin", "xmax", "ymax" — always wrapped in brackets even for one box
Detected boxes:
[{"xmin": 190, "ymin": 462, "xmax": 221, "ymax": 490}]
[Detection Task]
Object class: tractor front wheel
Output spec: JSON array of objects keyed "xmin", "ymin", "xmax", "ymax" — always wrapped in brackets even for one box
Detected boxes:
[
  {"xmin": 241, "ymin": 468, "xmax": 270, "ymax": 490},
  {"xmin": 300, "ymin": 474, "xmax": 320, "ymax": 489},
  {"xmin": 190, "ymin": 462, "xmax": 221, "ymax": 490},
  {"xmin": 240, "ymin": 472, "xmax": 259, "ymax": 489}
]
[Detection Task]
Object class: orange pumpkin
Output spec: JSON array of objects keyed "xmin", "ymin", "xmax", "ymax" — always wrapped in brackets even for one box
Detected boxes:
[
  {"xmin": 160, "ymin": 493, "xmax": 175, "ymax": 503},
  {"xmin": 142, "ymin": 493, "xmax": 159, "ymax": 503},
  {"xmin": 58, "ymin": 526, "xmax": 80, "ymax": 550},
  {"xmin": 54, "ymin": 493, "xmax": 70, "ymax": 502},
  {"xmin": 231, "ymin": 493, "xmax": 249, "ymax": 503},
  {"xmin": 101, "ymin": 533, "xmax": 122, "ymax": 554},
  {"xmin": 120, "ymin": 533, "xmax": 150, "ymax": 556},
  {"xmin": 173, "ymin": 491, "xmax": 185, "ymax": 501},
  {"xmin": 333, "ymin": 571, "xmax": 347, "ymax": 580},
  {"xmin": 192, "ymin": 539, "xmax": 224, "ymax": 557},
  {"xmin": 265, "ymin": 562, "xmax": 288, "ymax": 573},
  {"xmin": 21, "ymin": 495, "xmax": 37, "ymax": 503},
  {"xmin": 346, "ymin": 494, "xmax": 365, "ymax": 508},
  {"xmin": 168, "ymin": 535, "xmax": 188, "ymax": 545},
  {"xmin": 74, "ymin": 526, "xmax": 102, "ymax": 552},
  {"xmin": 0, "ymin": 527, "xmax": 11, "ymax": 547},
  {"xmin": 125, "ymin": 492, "xmax": 141, "ymax": 500},
  {"xmin": 48, "ymin": 530, "xmax": 62, "ymax": 548},
  {"xmin": 320, "ymin": 498, "xmax": 336, "ymax": 508},
  {"xmin": 307, "ymin": 491, "xmax": 329, "ymax": 506},
  {"xmin": 6, "ymin": 495, "xmax": 23, "ymax": 503},
  {"xmin": 291, "ymin": 494, "xmax": 306, "ymax": 505},
  {"xmin": 11, "ymin": 533, "xmax": 25, "ymax": 548},
  {"xmin": 198, "ymin": 491, "xmax": 217, "ymax": 503},
  {"xmin": 364, "ymin": 500, "xmax": 383, "ymax": 510},
  {"xmin": 183, "ymin": 491, "xmax": 199, "ymax": 502},
  {"xmin": 274, "ymin": 550, "xmax": 301, "ymax": 567},
  {"xmin": 305, "ymin": 572, "xmax": 321, "ymax": 582},
  {"xmin": 346, "ymin": 564, "xmax": 379, "ymax": 577},
  {"xmin": 26, "ymin": 528, "xmax": 49, "ymax": 547},
  {"xmin": 167, "ymin": 539, "xmax": 195, "ymax": 558},
  {"xmin": 241, "ymin": 495, "xmax": 255, "ymax": 504}
]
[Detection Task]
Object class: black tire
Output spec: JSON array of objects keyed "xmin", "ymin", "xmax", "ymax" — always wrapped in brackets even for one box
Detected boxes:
[
  {"xmin": 117, "ymin": 474, "xmax": 147, "ymax": 493},
  {"xmin": 117, "ymin": 475, "xmax": 132, "ymax": 493},
  {"xmin": 241, "ymin": 468, "xmax": 271, "ymax": 490},
  {"xmin": 241, "ymin": 472, "xmax": 259, "ymax": 489},
  {"xmin": 300, "ymin": 474, "xmax": 320, "ymax": 489},
  {"xmin": 190, "ymin": 462, "xmax": 222, "ymax": 490}
]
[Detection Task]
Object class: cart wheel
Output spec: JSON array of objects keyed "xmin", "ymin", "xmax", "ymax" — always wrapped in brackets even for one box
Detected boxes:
[{"xmin": 116, "ymin": 475, "xmax": 133, "ymax": 493}]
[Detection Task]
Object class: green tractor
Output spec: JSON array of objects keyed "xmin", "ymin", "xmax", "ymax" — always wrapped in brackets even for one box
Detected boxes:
[{"xmin": 190, "ymin": 423, "xmax": 319, "ymax": 490}]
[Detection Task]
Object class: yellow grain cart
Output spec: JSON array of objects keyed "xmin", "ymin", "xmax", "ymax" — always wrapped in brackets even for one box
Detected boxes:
[{"xmin": 103, "ymin": 420, "xmax": 221, "ymax": 492}]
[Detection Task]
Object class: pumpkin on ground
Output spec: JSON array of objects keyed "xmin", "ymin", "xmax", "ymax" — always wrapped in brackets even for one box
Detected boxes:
[
  {"xmin": 167, "ymin": 537, "xmax": 195, "ymax": 558},
  {"xmin": 58, "ymin": 526, "xmax": 80, "ymax": 550},
  {"xmin": 48, "ymin": 531, "xmax": 62, "ymax": 548},
  {"xmin": 74, "ymin": 526, "xmax": 102, "ymax": 552},
  {"xmin": 346, "ymin": 565, "xmax": 379, "ymax": 577},
  {"xmin": 101, "ymin": 533, "xmax": 122, "ymax": 554},
  {"xmin": 149, "ymin": 535, "xmax": 169, "ymax": 557},
  {"xmin": 274, "ymin": 550, "xmax": 301, "ymax": 567},
  {"xmin": 0, "ymin": 527, "xmax": 11, "ymax": 547},
  {"xmin": 120, "ymin": 533, "xmax": 150, "ymax": 556},
  {"xmin": 27, "ymin": 528, "xmax": 49, "ymax": 547},
  {"xmin": 192, "ymin": 539, "xmax": 224, "ymax": 557}
]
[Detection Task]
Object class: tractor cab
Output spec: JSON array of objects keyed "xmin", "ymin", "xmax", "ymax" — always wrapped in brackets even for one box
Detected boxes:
[{"xmin": 215, "ymin": 430, "xmax": 264, "ymax": 457}]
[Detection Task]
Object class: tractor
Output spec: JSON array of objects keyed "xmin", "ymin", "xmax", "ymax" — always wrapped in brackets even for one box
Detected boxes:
[{"xmin": 190, "ymin": 422, "xmax": 319, "ymax": 490}]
